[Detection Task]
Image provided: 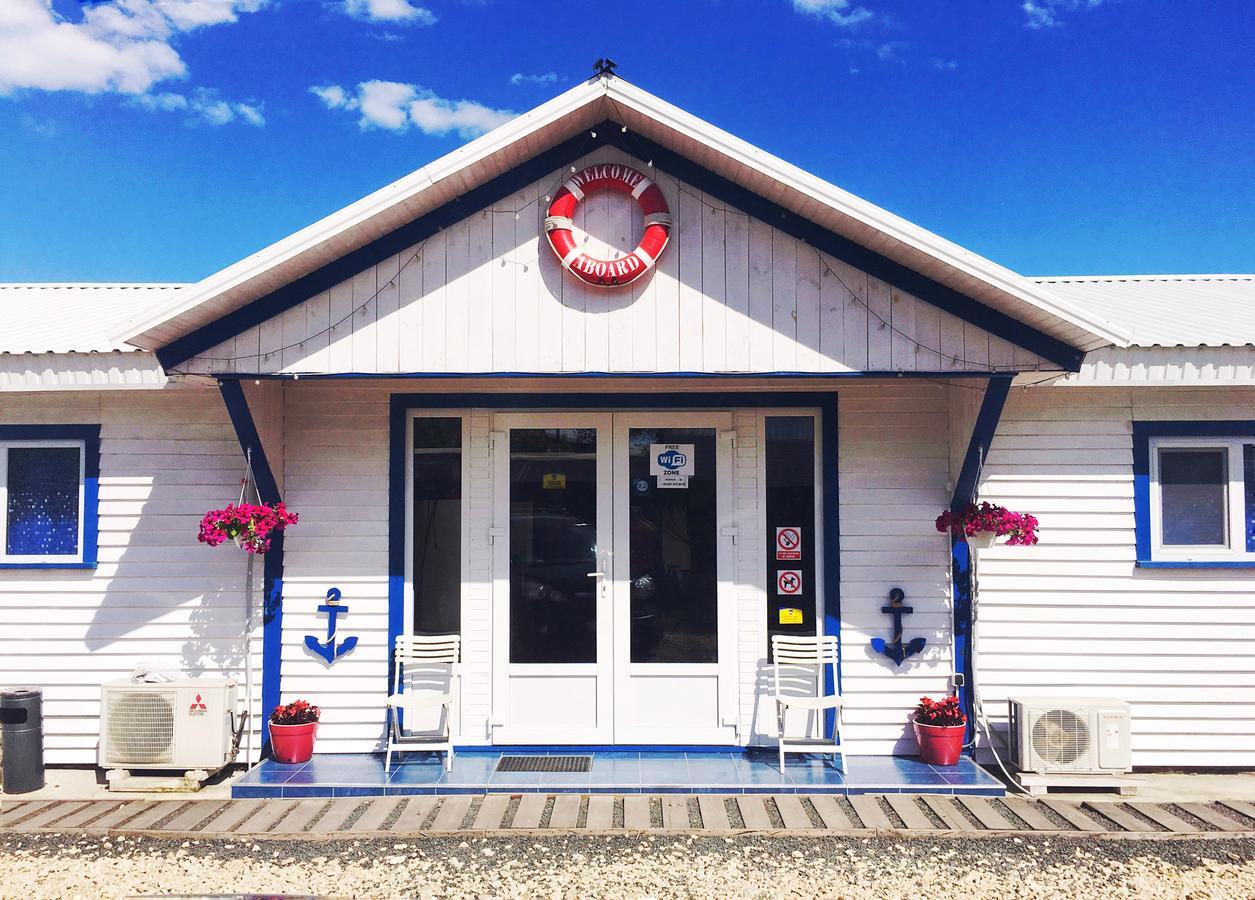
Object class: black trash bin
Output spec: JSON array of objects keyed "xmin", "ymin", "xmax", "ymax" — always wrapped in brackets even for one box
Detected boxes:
[{"xmin": 1, "ymin": 688, "xmax": 44, "ymax": 794}]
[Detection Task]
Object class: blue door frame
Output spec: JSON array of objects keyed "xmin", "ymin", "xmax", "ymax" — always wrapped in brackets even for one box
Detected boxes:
[{"xmin": 386, "ymin": 390, "xmax": 842, "ymax": 739}]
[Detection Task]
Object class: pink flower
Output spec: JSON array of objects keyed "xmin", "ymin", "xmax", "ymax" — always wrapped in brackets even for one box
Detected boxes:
[
  {"xmin": 936, "ymin": 502, "xmax": 1039, "ymax": 545},
  {"xmin": 914, "ymin": 695, "xmax": 966, "ymax": 727},
  {"xmin": 270, "ymin": 699, "xmax": 320, "ymax": 726},
  {"xmin": 198, "ymin": 502, "xmax": 298, "ymax": 554}
]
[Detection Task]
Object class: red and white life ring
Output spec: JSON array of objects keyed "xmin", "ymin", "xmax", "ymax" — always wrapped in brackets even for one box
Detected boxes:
[{"xmin": 544, "ymin": 164, "xmax": 672, "ymax": 287}]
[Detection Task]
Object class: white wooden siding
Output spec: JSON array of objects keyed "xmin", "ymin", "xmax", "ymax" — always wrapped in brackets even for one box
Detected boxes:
[
  {"xmin": 278, "ymin": 383, "xmax": 391, "ymax": 753},
  {"xmin": 184, "ymin": 146, "xmax": 1050, "ymax": 378},
  {"xmin": 975, "ymin": 386, "xmax": 1255, "ymax": 767},
  {"xmin": 839, "ymin": 382, "xmax": 955, "ymax": 755},
  {"xmin": 0, "ymin": 387, "xmax": 262, "ymax": 764}
]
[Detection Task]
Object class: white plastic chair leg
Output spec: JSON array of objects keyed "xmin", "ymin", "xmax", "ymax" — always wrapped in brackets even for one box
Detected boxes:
[{"xmin": 384, "ymin": 709, "xmax": 394, "ymax": 772}]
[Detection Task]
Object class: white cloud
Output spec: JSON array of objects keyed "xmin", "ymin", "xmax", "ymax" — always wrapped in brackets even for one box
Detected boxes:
[
  {"xmin": 341, "ymin": 0, "xmax": 435, "ymax": 25},
  {"xmin": 20, "ymin": 113, "xmax": 57, "ymax": 137},
  {"xmin": 311, "ymin": 84, "xmax": 349, "ymax": 109},
  {"xmin": 133, "ymin": 86, "xmax": 264, "ymax": 125},
  {"xmin": 1022, "ymin": 0, "xmax": 1105, "ymax": 29},
  {"xmin": 874, "ymin": 40, "xmax": 906, "ymax": 62},
  {"xmin": 510, "ymin": 71, "xmax": 557, "ymax": 87},
  {"xmin": 929, "ymin": 57, "xmax": 958, "ymax": 71},
  {"xmin": 312, "ymin": 80, "xmax": 515, "ymax": 138},
  {"xmin": 839, "ymin": 36, "xmax": 908, "ymax": 64},
  {"xmin": 0, "ymin": 0, "xmax": 265, "ymax": 96},
  {"xmin": 792, "ymin": 0, "xmax": 874, "ymax": 27}
]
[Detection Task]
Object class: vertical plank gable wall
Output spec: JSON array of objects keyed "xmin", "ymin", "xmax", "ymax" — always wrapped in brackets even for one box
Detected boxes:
[
  {"xmin": 976, "ymin": 386, "xmax": 1255, "ymax": 767},
  {"xmin": 184, "ymin": 145, "xmax": 1047, "ymax": 378}
]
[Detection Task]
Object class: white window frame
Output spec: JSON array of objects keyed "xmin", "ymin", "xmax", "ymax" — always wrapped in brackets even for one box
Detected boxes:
[
  {"xmin": 756, "ymin": 408, "xmax": 824, "ymax": 653},
  {"xmin": 402, "ymin": 410, "xmax": 471, "ymax": 639},
  {"xmin": 1148, "ymin": 436, "xmax": 1251, "ymax": 563},
  {"xmin": 0, "ymin": 439, "xmax": 87, "ymax": 565}
]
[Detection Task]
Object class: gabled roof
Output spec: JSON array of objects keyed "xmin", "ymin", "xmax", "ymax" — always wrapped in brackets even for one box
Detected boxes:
[
  {"xmin": 1033, "ymin": 275, "xmax": 1255, "ymax": 348},
  {"xmin": 1, "ymin": 284, "xmax": 187, "ymax": 354},
  {"xmin": 118, "ymin": 76, "xmax": 1132, "ymax": 366}
]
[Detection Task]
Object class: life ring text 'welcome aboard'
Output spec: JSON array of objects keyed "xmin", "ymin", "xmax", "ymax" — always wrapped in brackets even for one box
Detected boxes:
[{"xmin": 544, "ymin": 164, "xmax": 672, "ymax": 287}]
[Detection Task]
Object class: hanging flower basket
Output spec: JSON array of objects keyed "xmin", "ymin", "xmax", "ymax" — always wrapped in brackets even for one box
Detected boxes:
[
  {"xmin": 198, "ymin": 502, "xmax": 298, "ymax": 554},
  {"xmin": 935, "ymin": 502, "xmax": 1039, "ymax": 547}
]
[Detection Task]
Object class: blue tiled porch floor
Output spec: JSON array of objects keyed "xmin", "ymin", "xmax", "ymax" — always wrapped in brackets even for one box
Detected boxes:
[{"xmin": 233, "ymin": 750, "xmax": 1004, "ymax": 798}]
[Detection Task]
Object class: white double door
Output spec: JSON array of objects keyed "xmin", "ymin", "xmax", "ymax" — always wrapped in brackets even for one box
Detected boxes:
[{"xmin": 491, "ymin": 411, "xmax": 737, "ymax": 745}]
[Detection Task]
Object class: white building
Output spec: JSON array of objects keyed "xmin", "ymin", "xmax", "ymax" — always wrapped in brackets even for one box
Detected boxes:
[{"xmin": 2, "ymin": 77, "xmax": 1252, "ymax": 771}]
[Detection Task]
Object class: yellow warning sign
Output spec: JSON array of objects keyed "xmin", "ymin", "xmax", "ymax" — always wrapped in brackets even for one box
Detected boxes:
[
  {"xmin": 778, "ymin": 607, "xmax": 804, "ymax": 625},
  {"xmin": 542, "ymin": 473, "xmax": 567, "ymax": 490}
]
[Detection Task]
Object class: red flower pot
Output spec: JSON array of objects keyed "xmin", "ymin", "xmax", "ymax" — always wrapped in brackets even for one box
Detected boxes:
[
  {"xmin": 913, "ymin": 719, "xmax": 965, "ymax": 767},
  {"xmin": 269, "ymin": 721, "xmax": 318, "ymax": 764}
]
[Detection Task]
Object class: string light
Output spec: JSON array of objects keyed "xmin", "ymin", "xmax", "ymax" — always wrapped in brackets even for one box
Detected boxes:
[{"xmin": 177, "ymin": 144, "xmax": 1043, "ymax": 376}]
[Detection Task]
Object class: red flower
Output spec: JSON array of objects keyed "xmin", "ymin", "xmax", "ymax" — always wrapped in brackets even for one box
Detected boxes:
[
  {"xmin": 198, "ymin": 502, "xmax": 298, "ymax": 554},
  {"xmin": 914, "ymin": 695, "xmax": 966, "ymax": 727},
  {"xmin": 270, "ymin": 699, "xmax": 320, "ymax": 726},
  {"xmin": 935, "ymin": 502, "xmax": 1039, "ymax": 546}
]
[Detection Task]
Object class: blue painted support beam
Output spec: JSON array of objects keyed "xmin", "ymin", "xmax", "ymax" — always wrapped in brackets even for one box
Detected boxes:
[
  {"xmin": 218, "ymin": 378, "xmax": 284, "ymax": 750},
  {"xmin": 948, "ymin": 374, "xmax": 1013, "ymax": 750},
  {"xmin": 950, "ymin": 374, "xmax": 1014, "ymax": 513}
]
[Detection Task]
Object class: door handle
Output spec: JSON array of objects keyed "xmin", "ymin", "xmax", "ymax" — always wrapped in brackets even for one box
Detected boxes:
[{"xmin": 586, "ymin": 572, "xmax": 605, "ymax": 578}]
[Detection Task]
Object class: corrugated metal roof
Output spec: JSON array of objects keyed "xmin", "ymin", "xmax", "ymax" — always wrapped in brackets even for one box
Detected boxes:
[
  {"xmin": 1032, "ymin": 275, "xmax": 1255, "ymax": 347},
  {"xmin": 0, "ymin": 284, "xmax": 187, "ymax": 354}
]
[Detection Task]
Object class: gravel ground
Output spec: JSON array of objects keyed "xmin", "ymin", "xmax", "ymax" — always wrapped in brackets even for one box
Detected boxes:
[{"xmin": 1, "ymin": 832, "xmax": 1252, "ymax": 899}]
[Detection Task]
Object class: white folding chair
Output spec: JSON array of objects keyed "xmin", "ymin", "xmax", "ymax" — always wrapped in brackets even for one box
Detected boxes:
[
  {"xmin": 771, "ymin": 634, "xmax": 844, "ymax": 773},
  {"xmin": 385, "ymin": 634, "xmax": 460, "ymax": 772}
]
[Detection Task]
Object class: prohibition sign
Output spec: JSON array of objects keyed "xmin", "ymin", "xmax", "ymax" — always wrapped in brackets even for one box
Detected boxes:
[
  {"xmin": 776, "ymin": 526, "xmax": 802, "ymax": 560},
  {"xmin": 777, "ymin": 570, "xmax": 803, "ymax": 595}
]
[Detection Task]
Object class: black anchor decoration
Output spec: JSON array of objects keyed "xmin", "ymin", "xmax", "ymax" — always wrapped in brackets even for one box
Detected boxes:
[
  {"xmin": 870, "ymin": 587, "xmax": 926, "ymax": 665},
  {"xmin": 304, "ymin": 587, "xmax": 358, "ymax": 664}
]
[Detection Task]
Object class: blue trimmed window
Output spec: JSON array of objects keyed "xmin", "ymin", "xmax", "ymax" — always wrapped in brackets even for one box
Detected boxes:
[
  {"xmin": 0, "ymin": 425, "xmax": 99, "ymax": 569},
  {"xmin": 1133, "ymin": 421, "xmax": 1255, "ymax": 568}
]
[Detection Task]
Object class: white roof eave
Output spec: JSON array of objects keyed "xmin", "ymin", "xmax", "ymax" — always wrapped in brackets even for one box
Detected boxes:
[
  {"xmin": 117, "ymin": 80, "xmax": 611, "ymax": 350},
  {"xmin": 605, "ymin": 81, "xmax": 1131, "ymax": 349},
  {"xmin": 119, "ymin": 76, "xmax": 1131, "ymax": 355}
]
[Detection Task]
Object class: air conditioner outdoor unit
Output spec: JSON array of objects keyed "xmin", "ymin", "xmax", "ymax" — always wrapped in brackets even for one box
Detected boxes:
[
  {"xmin": 1007, "ymin": 696, "xmax": 1132, "ymax": 775},
  {"xmin": 99, "ymin": 678, "xmax": 239, "ymax": 776}
]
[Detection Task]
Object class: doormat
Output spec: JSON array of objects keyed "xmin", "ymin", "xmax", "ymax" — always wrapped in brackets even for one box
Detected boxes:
[{"xmin": 495, "ymin": 755, "xmax": 593, "ymax": 773}]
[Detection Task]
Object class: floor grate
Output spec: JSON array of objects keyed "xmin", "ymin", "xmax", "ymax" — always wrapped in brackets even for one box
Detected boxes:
[{"xmin": 496, "ymin": 755, "xmax": 592, "ymax": 773}]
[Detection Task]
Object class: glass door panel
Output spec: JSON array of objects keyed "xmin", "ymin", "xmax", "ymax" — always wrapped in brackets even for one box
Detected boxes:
[
  {"xmin": 626, "ymin": 427, "xmax": 719, "ymax": 663},
  {"xmin": 491, "ymin": 413, "xmax": 612, "ymax": 744},
  {"xmin": 613, "ymin": 413, "xmax": 736, "ymax": 745},
  {"xmin": 509, "ymin": 428, "xmax": 600, "ymax": 663}
]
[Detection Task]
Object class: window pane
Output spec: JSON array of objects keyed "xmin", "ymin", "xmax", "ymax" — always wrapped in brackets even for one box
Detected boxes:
[
  {"xmin": 412, "ymin": 418, "xmax": 461, "ymax": 635},
  {"xmin": 765, "ymin": 417, "xmax": 817, "ymax": 654},
  {"xmin": 628, "ymin": 427, "xmax": 718, "ymax": 663},
  {"xmin": 1159, "ymin": 448, "xmax": 1227, "ymax": 546},
  {"xmin": 6, "ymin": 446, "xmax": 81, "ymax": 556},
  {"xmin": 509, "ymin": 428, "xmax": 598, "ymax": 664},
  {"xmin": 1245, "ymin": 445, "xmax": 1255, "ymax": 553}
]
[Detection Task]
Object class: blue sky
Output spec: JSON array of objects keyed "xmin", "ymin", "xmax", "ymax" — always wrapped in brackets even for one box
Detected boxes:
[{"xmin": 0, "ymin": 0, "xmax": 1252, "ymax": 282}]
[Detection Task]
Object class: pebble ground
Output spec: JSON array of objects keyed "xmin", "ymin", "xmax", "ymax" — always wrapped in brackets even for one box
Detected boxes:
[{"xmin": 1, "ymin": 832, "xmax": 1252, "ymax": 898}]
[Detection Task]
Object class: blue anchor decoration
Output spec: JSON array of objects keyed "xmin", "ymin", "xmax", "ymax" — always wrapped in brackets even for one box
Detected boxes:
[
  {"xmin": 304, "ymin": 587, "xmax": 358, "ymax": 664},
  {"xmin": 870, "ymin": 587, "xmax": 926, "ymax": 665}
]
